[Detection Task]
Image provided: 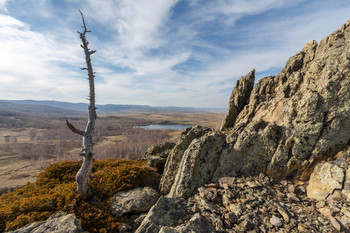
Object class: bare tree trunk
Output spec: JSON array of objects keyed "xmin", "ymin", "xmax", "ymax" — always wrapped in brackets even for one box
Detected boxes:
[{"xmin": 66, "ymin": 11, "xmax": 97, "ymax": 201}]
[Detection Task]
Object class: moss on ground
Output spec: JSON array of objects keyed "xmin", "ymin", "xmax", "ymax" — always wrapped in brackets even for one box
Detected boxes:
[{"xmin": 0, "ymin": 159, "xmax": 159, "ymax": 233}]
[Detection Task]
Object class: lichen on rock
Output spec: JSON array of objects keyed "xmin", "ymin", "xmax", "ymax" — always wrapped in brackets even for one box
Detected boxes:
[
  {"xmin": 220, "ymin": 69, "xmax": 255, "ymax": 131},
  {"xmin": 224, "ymin": 19, "xmax": 350, "ymax": 179},
  {"xmin": 160, "ymin": 125, "xmax": 212, "ymax": 195}
]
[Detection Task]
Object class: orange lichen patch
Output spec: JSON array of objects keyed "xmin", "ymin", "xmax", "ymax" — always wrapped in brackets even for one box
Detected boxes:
[{"xmin": 0, "ymin": 159, "xmax": 159, "ymax": 233}]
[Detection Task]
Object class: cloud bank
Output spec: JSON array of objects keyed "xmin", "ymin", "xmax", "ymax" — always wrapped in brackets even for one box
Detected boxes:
[{"xmin": 0, "ymin": 0, "xmax": 349, "ymax": 108}]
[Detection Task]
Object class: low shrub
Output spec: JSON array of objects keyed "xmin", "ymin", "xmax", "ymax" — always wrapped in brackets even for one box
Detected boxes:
[{"xmin": 0, "ymin": 159, "xmax": 159, "ymax": 233}]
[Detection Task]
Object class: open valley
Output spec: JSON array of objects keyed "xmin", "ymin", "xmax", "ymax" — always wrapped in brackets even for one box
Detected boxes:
[{"xmin": 0, "ymin": 111, "xmax": 224, "ymax": 189}]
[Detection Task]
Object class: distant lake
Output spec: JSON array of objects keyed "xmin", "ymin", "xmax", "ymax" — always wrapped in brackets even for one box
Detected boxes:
[{"xmin": 136, "ymin": 124, "xmax": 193, "ymax": 130}]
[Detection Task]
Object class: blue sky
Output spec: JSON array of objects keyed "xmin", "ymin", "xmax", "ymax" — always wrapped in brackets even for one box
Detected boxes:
[{"xmin": 0, "ymin": 0, "xmax": 349, "ymax": 108}]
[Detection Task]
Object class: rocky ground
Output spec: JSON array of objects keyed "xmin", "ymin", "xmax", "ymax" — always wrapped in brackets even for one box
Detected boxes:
[
  {"xmin": 10, "ymin": 165, "xmax": 350, "ymax": 233},
  {"xmin": 192, "ymin": 173, "xmax": 349, "ymax": 233},
  {"xmin": 121, "ymin": 167, "xmax": 350, "ymax": 233},
  {"xmin": 124, "ymin": 145, "xmax": 350, "ymax": 233}
]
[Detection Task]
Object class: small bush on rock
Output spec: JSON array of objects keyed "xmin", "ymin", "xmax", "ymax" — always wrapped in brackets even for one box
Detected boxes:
[{"xmin": 0, "ymin": 159, "xmax": 159, "ymax": 233}]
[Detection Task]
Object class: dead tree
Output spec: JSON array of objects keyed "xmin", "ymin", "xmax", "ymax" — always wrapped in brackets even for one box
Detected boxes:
[{"xmin": 66, "ymin": 11, "xmax": 97, "ymax": 201}]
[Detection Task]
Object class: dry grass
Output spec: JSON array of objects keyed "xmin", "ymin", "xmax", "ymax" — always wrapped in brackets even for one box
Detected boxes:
[
  {"xmin": 0, "ymin": 158, "xmax": 42, "ymax": 189},
  {"xmin": 106, "ymin": 112, "xmax": 224, "ymax": 129}
]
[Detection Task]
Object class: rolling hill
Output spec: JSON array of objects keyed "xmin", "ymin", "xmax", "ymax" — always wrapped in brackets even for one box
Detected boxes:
[{"xmin": 0, "ymin": 100, "xmax": 225, "ymax": 116}]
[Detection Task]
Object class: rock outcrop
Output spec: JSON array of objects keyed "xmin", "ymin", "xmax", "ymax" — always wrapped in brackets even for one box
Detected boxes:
[
  {"xmin": 135, "ymin": 196, "xmax": 215, "ymax": 233},
  {"xmin": 7, "ymin": 212, "xmax": 87, "ymax": 233},
  {"xmin": 158, "ymin": 213, "xmax": 215, "ymax": 233},
  {"xmin": 159, "ymin": 19, "xmax": 350, "ymax": 200},
  {"xmin": 159, "ymin": 125, "xmax": 212, "ymax": 194},
  {"xmin": 220, "ymin": 69, "xmax": 255, "ymax": 131},
  {"xmin": 135, "ymin": 196, "xmax": 192, "ymax": 233},
  {"xmin": 168, "ymin": 132, "xmax": 226, "ymax": 198},
  {"xmin": 227, "ymin": 20, "xmax": 350, "ymax": 178},
  {"xmin": 121, "ymin": 18, "xmax": 350, "ymax": 233}
]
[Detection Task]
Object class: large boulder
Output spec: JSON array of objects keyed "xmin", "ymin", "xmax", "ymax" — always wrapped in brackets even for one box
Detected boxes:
[
  {"xmin": 110, "ymin": 187, "xmax": 160, "ymax": 216},
  {"xmin": 224, "ymin": 19, "xmax": 350, "ymax": 178},
  {"xmin": 7, "ymin": 212, "xmax": 87, "ymax": 233},
  {"xmin": 159, "ymin": 213, "xmax": 215, "ymax": 233},
  {"xmin": 220, "ymin": 69, "xmax": 255, "ymax": 131},
  {"xmin": 168, "ymin": 132, "xmax": 226, "ymax": 198},
  {"xmin": 159, "ymin": 125, "xmax": 212, "ymax": 195},
  {"xmin": 135, "ymin": 196, "xmax": 191, "ymax": 233},
  {"xmin": 135, "ymin": 196, "xmax": 215, "ymax": 233},
  {"xmin": 307, "ymin": 160, "xmax": 345, "ymax": 200},
  {"xmin": 306, "ymin": 153, "xmax": 350, "ymax": 202}
]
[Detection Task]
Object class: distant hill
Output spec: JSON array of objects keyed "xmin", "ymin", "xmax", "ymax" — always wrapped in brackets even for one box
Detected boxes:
[
  {"xmin": 0, "ymin": 100, "xmax": 225, "ymax": 116},
  {"xmin": 0, "ymin": 101, "xmax": 85, "ymax": 116}
]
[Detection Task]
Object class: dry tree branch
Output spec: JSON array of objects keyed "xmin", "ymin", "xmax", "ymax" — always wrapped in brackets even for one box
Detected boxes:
[{"xmin": 66, "ymin": 10, "xmax": 97, "ymax": 201}]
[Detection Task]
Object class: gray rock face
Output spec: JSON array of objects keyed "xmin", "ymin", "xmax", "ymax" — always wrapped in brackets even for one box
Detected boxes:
[
  {"xmin": 159, "ymin": 125, "xmax": 212, "ymax": 195},
  {"xmin": 221, "ymin": 69, "xmax": 255, "ymax": 131},
  {"xmin": 158, "ymin": 19, "xmax": 350, "ymax": 207},
  {"xmin": 135, "ymin": 196, "xmax": 191, "ymax": 233},
  {"xmin": 7, "ymin": 212, "xmax": 87, "ymax": 233},
  {"xmin": 168, "ymin": 132, "xmax": 226, "ymax": 198},
  {"xmin": 159, "ymin": 213, "xmax": 215, "ymax": 233},
  {"xmin": 225, "ymin": 19, "xmax": 350, "ymax": 178},
  {"xmin": 135, "ymin": 196, "xmax": 215, "ymax": 233},
  {"xmin": 110, "ymin": 187, "xmax": 160, "ymax": 216},
  {"xmin": 140, "ymin": 142, "xmax": 176, "ymax": 173}
]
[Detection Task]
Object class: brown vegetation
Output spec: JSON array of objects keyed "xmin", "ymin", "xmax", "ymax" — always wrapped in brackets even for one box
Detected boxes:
[{"xmin": 0, "ymin": 159, "xmax": 159, "ymax": 233}]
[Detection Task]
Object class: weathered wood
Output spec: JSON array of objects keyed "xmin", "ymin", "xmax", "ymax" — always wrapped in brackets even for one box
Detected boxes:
[
  {"xmin": 66, "ymin": 120, "xmax": 84, "ymax": 136},
  {"xmin": 67, "ymin": 11, "xmax": 97, "ymax": 201}
]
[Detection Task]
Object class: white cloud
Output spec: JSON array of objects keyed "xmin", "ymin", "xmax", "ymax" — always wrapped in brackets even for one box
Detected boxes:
[
  {"xmin": 0, "ymin": 13, "xmax": 87, "ymax": 102},
  {"xmin": 0, "ymin": 0, "xmax": 350, "ymax": 108},
  {"xmin": 0, "ymin": 0, "xmax": 7, "ymax": 12},
  {"xmin": 187, "ymin": 0, "xmax": 304, "ymax": 25},
  {"xmin": 85, "ymin": 0, "xmax": 178, "ymax": 50}
]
